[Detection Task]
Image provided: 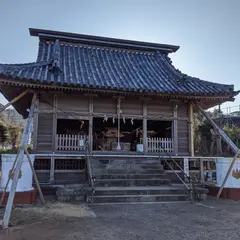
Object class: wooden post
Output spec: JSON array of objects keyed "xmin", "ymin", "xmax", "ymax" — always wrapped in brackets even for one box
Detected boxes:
[
  {"xmin": 200, "ymin": 158, "xmax": 204, "ymax": 183},
  {"xmin": 0, "ymin": 90, "xmax": 28, "ymax": 113},
  {"xmin": 173, "ymin": 104, "xmax": 178, "ymax": 155},
  {"xmin": 24, "ymin": 148, "xmax": 45, "ymax": 205},
  {"xmin": 52, "ymin": 94, "xmax": 58, "ymax": 152},
  {"xmin": 49, "ymin": 156, "xmax": 55, "ymax": 184},
  {"xmin": 33, "ymin": 94, "xmax": 39, "ymax": 152},
  {"xmin": 188, "ymin": 102, "xmax": 194, "ymax": 156},
  {"xmin": 183, "ymin": 157, "xmax": 189, "ymax": 182},
  {"xmin": 143, "ymin": 101, "xmax": 148, "ymax": 153},
  {"xmin": 88, "ymin": 97, "xmax": 93, "ymax": 151},
  {"xmin": 2, "ymin": 93, "xmax": 37, "ymax": 229}
]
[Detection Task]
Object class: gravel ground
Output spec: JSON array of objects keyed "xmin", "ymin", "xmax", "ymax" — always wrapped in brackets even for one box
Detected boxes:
[{"xmin": 1, "ymin": 198, "xmax": 240, "ymax": 240}]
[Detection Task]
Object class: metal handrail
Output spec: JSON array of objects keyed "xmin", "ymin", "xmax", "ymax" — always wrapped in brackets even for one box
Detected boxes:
[
  {"xmin": 67, "ymin": 140, "xmax": 95, "ymax": 204},
  {"xmin": 162, "ymin": 158, "xmax": 190, "ymax": 190},
  {"xmin": 159, "ymin": 144, "xmax": 200, "ymax": 202}
]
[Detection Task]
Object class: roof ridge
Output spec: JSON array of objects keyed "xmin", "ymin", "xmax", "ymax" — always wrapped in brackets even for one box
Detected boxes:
[{"xmin": 29, "ymin": 28, "xmax": 180, "ymax": 54}]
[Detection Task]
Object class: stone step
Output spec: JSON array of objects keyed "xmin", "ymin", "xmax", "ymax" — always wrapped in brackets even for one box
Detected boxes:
[
  {"xmin": 92, "ymin": 194, "xmax": 188, "ymax": 203},
  {"xmin": 92, "ymin": 158, "xmax": 160, "ymax": 164},
  {"xmin": 94, "ymin": 179, "xmax": 171, "ymax": 187},
  {"xmin": 93, "ymin": 201, "xmax": 191, "ymax": 206},
  {"xmin": 93, "ymin": 169, "xmax": 165, "ymax": 174},
  {"xmin": 94, "ymin": 173, "xmax": 168, "ymax": 180},
  {"xmin": 93, "ymin": 186, "xmax": 189, "ymax": 196},
  {"xmin": 92, "ymin": 164, "xmax": 163, "ymax": 170}
]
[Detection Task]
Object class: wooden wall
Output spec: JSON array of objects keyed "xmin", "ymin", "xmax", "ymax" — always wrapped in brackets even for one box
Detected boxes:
[
  {"xmin": 177, "ymin": 104, "xmax": 189, "ymax": 155},
  {"xmin": 35, "ymin": 92, "xmax": 190, "ymax": 155},
  {"xmin": 36, "ymin": 94, "xmax": 54, "ymax": 152}
]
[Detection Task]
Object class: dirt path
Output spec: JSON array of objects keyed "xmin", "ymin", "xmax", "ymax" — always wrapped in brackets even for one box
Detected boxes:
[{"xmin": 1, "ymin": 199, "xmax": 240, "ymax": 240}]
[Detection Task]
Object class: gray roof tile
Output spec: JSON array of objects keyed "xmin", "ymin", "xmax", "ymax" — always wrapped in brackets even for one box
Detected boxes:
[{"xmin": 0, "ymin": 39, "xmax": 237, "ymax": 97}]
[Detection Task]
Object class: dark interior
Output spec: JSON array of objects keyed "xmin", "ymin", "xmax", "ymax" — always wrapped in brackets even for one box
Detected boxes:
[
  {"xmin": 57, "ymin": 119, "xmax": 89, "ymax": 135},
  {"xmin": 147, "ymin": 120, "xmax": 172, "ymax": 138}
]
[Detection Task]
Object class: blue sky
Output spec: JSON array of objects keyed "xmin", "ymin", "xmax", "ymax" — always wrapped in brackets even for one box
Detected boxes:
[{"xmin": 0, "ymin": 0, "xmax": 239, "ymax": 111}]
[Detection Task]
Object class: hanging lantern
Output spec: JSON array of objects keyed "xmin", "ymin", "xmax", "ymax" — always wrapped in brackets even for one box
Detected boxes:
[
  {"xmin": 123, "ymin": 116, "xmax": 126, "ymax": 124},
  {"xmin": 112, "ymin": 117, "xmax": 115, "ymax": 124}
]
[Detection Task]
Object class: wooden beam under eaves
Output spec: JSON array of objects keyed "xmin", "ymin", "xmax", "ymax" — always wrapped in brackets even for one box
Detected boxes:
[{"xmin": 0, "ymin": 89, "xmax": 29, "ymax": 113}]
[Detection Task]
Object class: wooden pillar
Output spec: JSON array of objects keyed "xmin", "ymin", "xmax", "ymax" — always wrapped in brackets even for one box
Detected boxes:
[
  {"xmin": 52, "ymin": 94, "xmax": 58, "ymax": 152},
  {"xmin": 88, "ymin": 97, "xmax": 93, "ymax": 151},
  {"xmin": 49, "ymin": 156, "xmax": 55, "ymax": 184},
  {"xmin": 200, "ymin": 158, "xmax": 204, "ymax": 183},
  {"xmin": 33, "ymin": 94, "xmax": 39, "ymax": 152},
  {"xmin": 143, "ymin": 101, "xmax": 148, "ymax": 153},
  {"xmin": 173, "ymin": 104, "xmax": 178, "ymax": 155},
  {"xmin": 188, "ymin": 102, "xmax": 194, "ymax": 156},
  {"xmin": 183, "ymin": 157, "xmax": 189, "ymax": 181}
]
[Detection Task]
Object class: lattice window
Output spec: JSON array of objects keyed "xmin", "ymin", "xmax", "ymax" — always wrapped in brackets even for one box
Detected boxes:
[
  {"xmin": 55, "ymin": 159, "xmax": 85, "ymax": 170},
  {"xmin": 34, "ymin": 158, "xmax": 51, "ymax": 170}
]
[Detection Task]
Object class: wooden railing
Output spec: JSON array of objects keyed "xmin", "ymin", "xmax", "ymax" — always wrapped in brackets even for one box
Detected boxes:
[
  {"xmin": 147, "ymin": 137, "xmax": 173, "ymax": 152},
  {"xmin": 56, "ymin": 134, "xmax": 86, "ymax": 151}
]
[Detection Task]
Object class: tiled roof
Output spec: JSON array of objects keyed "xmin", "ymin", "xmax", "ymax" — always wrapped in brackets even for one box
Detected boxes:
[{"xmin": 0, "ymin": 29, "xmax": 237, "ymax": 98}]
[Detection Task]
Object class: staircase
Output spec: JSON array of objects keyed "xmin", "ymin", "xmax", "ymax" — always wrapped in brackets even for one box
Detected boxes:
[{"xmin": 86, "ymin": 157, "xmax": 195, "ymax": 205}]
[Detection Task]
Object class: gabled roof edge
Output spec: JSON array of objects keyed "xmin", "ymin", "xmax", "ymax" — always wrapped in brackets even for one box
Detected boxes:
[{"xmin": 29, "ymin": 28, "xmax": 180, "ymax": 54}]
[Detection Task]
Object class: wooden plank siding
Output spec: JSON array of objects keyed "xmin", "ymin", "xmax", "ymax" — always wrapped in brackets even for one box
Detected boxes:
[
  {"xmin": 36, "ymin": 113, "xmax": 53, "ymax": 152},
  {"xmin": 39, "ymin": 94, "xmax": 53, "ymax": 111},
  {"xmin": 121, "ymin": 99, "xmax": 142, "ymax": 117},
  {"xmin": 93, "ymin": 97, "xmax": 116, "ymax": 114},
  {"xmin": 178, "ymin": 120, "xmax": 189, "ymax": 154},
  {"xmin": 147, "ymin": 100, "xmax": 173, "ymax": 119},
  {"xmin": 58, "ymin": 94, "xmax": 89, "ymax": 112}
]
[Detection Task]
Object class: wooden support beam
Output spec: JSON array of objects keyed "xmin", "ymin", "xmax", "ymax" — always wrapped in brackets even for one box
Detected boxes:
[
  {"xmin": 188, "ymin": 102, "xmax": 194, "ymax": 156},
  {"xmin": 88, "ymin": 97, "xmax": 93, "ymax": 151},
  {"xmin": 138, "ymin": 97, "xmax": 151, "ymax": 101},
  {"xmin": 0, "ymin": 89, "xmax": 28, "ymax": 113},
  {"xmin": 200, "ymin": 159, "xmax": 204, "ymax": 184},
  {"xmin": 52, "ymin": 95, "xmax": 58, "ymax": 152},
  {"xmin": 33, "ymin": 94, "xmax": 39, "ymax": 152},
  {"xmin": 83, "ymin": 93, "xmax": 98, "ymax": 97},
  {"xmin": 2, "ymin": 93, "xmax": 37, "ymax": 229},
  {"xmin": 24, "ymin": 148, "xmax": 45, "ymax": 205},
  {"xmin": 143, "ymin": 101, "xmax": 148, "ymax": 153},
  {"xmin": 173, "ymin": 104, "xmax": 178, "ymax": 154},
  {"xmin": 49, "ymin": 156, "xmax": 55, "ymax": 184},
  {"xmin": 196, "ymin": 103, "xmax": 238, "ymax": 154},
  {"xmin": 183, "ymin": 157, "xmax": 189, "ymax": 182}
]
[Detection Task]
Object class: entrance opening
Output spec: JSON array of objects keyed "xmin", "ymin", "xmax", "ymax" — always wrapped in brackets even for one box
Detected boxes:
[
  {"xmin": 147, "ymin": 120, "xmax": 172, "ymax": 138},
  {"xmin": 147, "ymin": 120, "xmax": 173, "ymax": 153},
  {"xmin": 93, "ymin": 117, "xmax": 142, "ymax": 151},
  {"xmin": 56, "ymin": 119, "xmax": 89, "ymax": 151},
  {"xmin": 57, "ymin": 119, "xmax": 89, "ymax": 135}
]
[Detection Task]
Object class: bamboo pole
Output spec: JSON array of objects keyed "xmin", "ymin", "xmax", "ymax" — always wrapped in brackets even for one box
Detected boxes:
[
  {"xmin": 2, "ymin": 93, "xmax": 37, "ymax": 229},
  {"xmin": 0, "ymin": 90, "xmax": 28, "ymax": 113},
  {"xmin": 24, "ymin": 148, "xmax": 45, "ymax": 205}
]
